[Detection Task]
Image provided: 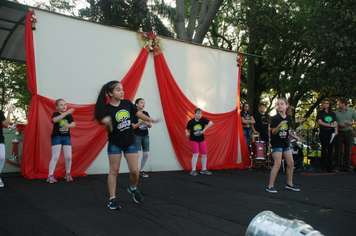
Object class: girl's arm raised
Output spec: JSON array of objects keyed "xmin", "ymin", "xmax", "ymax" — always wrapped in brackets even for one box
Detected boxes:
[
  {"xmin": 52, "ymin": 108, "xmax": 75, "ymax": 123},
  {"xmin": 271, "ymin": 120, "xmax": 288, "ymax": 135},
  {"xmin": 2, "ymin": 106, "xmax": 14, "ymax": 127},
  {"xmin": 135, "ymin": 112, "xmax": 159, "ymax": 124},
  {"xmin": 64, "ymin": 122, "xmax": 76, "ymax": 129},
  {"xmin": 132, "ymin": 120, "xmax": 144, "ymax": 129}
]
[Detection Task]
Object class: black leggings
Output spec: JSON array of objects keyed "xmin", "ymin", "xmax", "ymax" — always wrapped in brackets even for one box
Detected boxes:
[{"xmin": 319, "ymin": 129, "xmax": 334, "ymax": 171}]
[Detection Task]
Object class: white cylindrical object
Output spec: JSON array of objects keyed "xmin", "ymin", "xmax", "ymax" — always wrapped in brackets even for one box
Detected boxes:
[{"xmin": 246, "ymin": 211, "xmax": 324, "ymax": 236}]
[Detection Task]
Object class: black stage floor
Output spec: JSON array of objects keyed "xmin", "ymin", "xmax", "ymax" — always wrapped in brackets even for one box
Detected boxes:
[{"xmin": 0, "ymin": 169, "xmax": 355, "ymax": 236}]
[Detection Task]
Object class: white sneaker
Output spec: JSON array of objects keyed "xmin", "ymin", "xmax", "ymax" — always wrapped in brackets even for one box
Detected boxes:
[{"xmin": 0, "ymin": 178, "xmax": 4, "ymax": 187}]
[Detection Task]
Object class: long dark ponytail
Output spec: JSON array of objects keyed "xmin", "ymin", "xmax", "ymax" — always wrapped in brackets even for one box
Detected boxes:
[{"xmin": 94, "ymin": 80, "xmax": 120, "ymax": 122}]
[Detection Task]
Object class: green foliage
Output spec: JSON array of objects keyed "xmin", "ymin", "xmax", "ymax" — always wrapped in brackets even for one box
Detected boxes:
[
  {"xmin": 10, "ymin": 0, "xmax": 356, "ymax": 125},
  {"xmin": 237, "ymin": 0, "xmax": 356, "ymax": 122},
  {"xmin": 78, "ymin": 0, "xmax": 174, "ymax": 37},
  {"xmin": 206, "ymin": 0, "xmax": 240, "ymax": 50},
  {"xmin": 0, "ymin": 60, "xmax": 31, "ymax": 122},
  {"xmin": 33, "ymin": 0, "xmax": 78, "ymax": 15}
]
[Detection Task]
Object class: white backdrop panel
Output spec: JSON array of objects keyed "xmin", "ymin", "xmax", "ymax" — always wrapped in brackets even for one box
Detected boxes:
[{"xmin": 33, "ymin": 10, "xmax": 238, "ymax": 174}]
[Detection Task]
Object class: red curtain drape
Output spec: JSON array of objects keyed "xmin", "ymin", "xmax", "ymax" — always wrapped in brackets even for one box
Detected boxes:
[
  {"xmin": 236, "ymin": 53, "xmax": 250, "ymax": 161},
  {"xmin": 154, "ymin": 53, "xmax": 250, "ymax": 170},
  {"xmin": 22, "ymin": 11, "xmax": 150, "ymax": 179}
]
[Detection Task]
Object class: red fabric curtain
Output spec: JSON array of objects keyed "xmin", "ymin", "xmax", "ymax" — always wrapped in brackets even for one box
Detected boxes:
[
  {"xmin": 22, "ymin": 13, "xmax": 150, "ymax": 179},
  {"xmin": 236, "ymin": 53, "xmax": 250, "ymax": 161},
  {"xmin": 154, "ymin": 53, "xmax": 250, "ymax": 170},
  {"xmin": 22, "ymin": 11, "xmax": 40, "ymax": 178},
  {"xmin": 22, "ymin": 10, "xmax": 248, "ymax": 178}
]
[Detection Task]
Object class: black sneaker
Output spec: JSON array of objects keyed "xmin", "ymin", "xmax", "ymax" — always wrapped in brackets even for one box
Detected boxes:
[
  {"xmin": 127, "ymin": 187, "xmax": 143, "ymax": 203},
  {"xmin": 266, "ymin": 187, "xmax": 278, "ymax": 193},
  {"xmin": 107, "ymin": 197, "xmax": 121, "ymax": 210},
  {"xmin": 285, "ymin": 184, "xmax": 300, "ymax": 192}
]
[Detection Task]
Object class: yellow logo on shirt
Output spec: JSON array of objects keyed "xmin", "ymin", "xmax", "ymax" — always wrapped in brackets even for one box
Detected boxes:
[{"xmin": 115, "ymin": 110, "xmax": 131, "ymax": 131}]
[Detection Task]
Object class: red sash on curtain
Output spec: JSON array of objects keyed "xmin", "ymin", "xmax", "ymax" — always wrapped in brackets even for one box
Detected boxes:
[
  {"xmin": 22, "ymin": 10, "xmax": 249, "ymax": 179},
  {"xmin": 154, "ymin": 52, "xmax": 250, "ymax": 170},
  {"xmin": 22, "ymin": 10, "xmax": 150, "ymax": 179}
]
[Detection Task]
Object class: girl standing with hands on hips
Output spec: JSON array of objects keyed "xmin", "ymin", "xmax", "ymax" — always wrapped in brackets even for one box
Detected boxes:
[
  {"xmin": 94, "ymin": 81, "xmax": 157, "ymax": 210},
  {"xmin": 266, "ymin": 98, "xmax": 300, "ymax": 193},
  {"xmin": 0, "ymin": 105, "xmax": 14, "ymax": 187},
  {"xmin": 185, "ymin": 108, "xmax": 213, "ymax": 176},
  {"xmin": 47, "ymin": 99, "xmax": 76, "ymax": 184},
  {"xmin": 241, "ymin": 102, "xmax": 255, "ymax": 145},
  {"xmin": 132, "ymin": 98, "xmax": 152, "ymax": 178}
]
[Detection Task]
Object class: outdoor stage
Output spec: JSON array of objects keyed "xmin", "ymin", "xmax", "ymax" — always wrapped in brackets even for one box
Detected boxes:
[{"xmin": 1, "ymin": 169, "xmax": 355, "ymax": 235}]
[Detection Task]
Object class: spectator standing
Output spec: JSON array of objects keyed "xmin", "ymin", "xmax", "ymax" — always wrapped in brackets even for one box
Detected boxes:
[
  {"xmin": 334, "ymin": 98, "xmax": 356, "ymax": 172},
  {"xmin": 316, "ymin": 99, "xmax": 338, "ymax": 173},
  {"xmin": 252, "ymin": 103, "xmax": 270, "ymax": 143},
  {"xmin": 241, "ymin": 102, "xmax": 255, "ymax": 145}
]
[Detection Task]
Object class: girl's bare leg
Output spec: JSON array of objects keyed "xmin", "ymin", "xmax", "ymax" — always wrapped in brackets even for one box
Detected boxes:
[
  {"xmin": 268, "ymin": 152, "xmax": 282, "ymax": 188},
  {"xmin": 108, "ymin": 154, "xmax": 122, "ymax": 198}
]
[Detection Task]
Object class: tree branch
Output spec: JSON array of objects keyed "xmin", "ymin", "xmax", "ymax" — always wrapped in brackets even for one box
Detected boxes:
[{"xmin": 186, "ymin": 0, "xmax": 199, "ymax": 39}]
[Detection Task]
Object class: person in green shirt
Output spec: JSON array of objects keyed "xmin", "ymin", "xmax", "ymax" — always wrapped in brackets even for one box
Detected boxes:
[{"xmin": 334, "ymin": 98, "xmax": 356, "ymax": 172}]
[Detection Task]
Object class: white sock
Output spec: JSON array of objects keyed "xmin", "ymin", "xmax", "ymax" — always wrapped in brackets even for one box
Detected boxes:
[
  {"xmin": 63, "ymin": 145, "xmax": 72, "ymax": 174},
  {"xmin": 48, "ymin": 145, "xmax": 61, "ymax": 176},
  {"xmin": 140, "ymin": 152, "xmax": 149, "ymax": 172},
  {"xmin": 201, "ymin": 155, "xmax": 207, "ymax": 170},
  {"xmin": 191, "ymin": 153, "xmax": 199, "ymax": 171}
]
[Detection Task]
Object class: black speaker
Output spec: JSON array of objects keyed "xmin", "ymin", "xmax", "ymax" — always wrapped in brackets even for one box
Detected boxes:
[{"xmin": 292, "ymin": 145, "xmax": 303, "ymax": 171}]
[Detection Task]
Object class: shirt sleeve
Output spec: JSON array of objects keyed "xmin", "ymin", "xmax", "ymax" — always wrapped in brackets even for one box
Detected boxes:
[
  {"xmin": 67, "ymin": 114, "xmax": 74, "ymax": 123},
  {"xmin": 203, "ymin": 118, "xmax": 210, "ymax": 125},
  {"xmin": 287, "ymin": 116, "xmax": 292, "ymax": 130},
  {"xmin": 186, "ymin": 120, "xmax": 191, "ymax": 130},
  {"xmin": 270, "ymin": 116, "xmax": 278, "ymax": 128},
  {"xmin": 51, "ymin": 112, "xmax": 58, "ymax": 123},
  {"xmin": 130, "ymin": 101, "xmax": 139, "ymax": 116}
]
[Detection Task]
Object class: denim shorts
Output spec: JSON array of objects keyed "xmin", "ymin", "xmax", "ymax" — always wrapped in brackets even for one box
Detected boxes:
[
  {"xmin": 135, "ymin": 135, "xmax": 150, "ymax": 152},
  {"xmin": 272, "ymin": 146, "xmax": 291, "ymax": 153},
  {"xmin": 51, "ymin": 136, "xmax": 71, "ymax": 146},
  {"xmin": 107, "ymin": 142, "xmax": 137, "ymax": 155}
]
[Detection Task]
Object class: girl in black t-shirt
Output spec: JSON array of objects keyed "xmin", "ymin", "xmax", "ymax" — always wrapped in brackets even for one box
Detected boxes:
[
  {"xmin": 47, "ymin": 99, "xmax": 76, "ymax": 184},
  {"xmin": 185, "ymin": 108, "xmax": 213, "ymax": 176},
  {"xmin": 316, "ymin": 99, "xmax": 338, "ymax": 173},
  {"xmin": 0, "ymin": 106, "xmax": 14, "ymax": 187},
  {"xmin": 266, "ymin": 98, "xmax": 300, "ymax": 194},
  {"xmin": 132, "ymin": 98, "xmax": 152, "ymax": 178},
  {"xmin": 94, "ymin": 80, "xmax": 156, "ymax": 210},
  {"xmin": 241, "ymin": 102, "xmax": 255, "ymax": 145}
]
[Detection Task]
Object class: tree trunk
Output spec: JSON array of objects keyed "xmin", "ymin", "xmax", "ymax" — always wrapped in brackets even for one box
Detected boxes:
[
  {"xmin": 176, "ymin": 0, "xmax": 188, "ymax": 41},
  {"xmin": 186, "ymin": 0, "xmax": 199, "ymax": 39},
  {"xmin": 246, "ymin": 0, "xmax": 257, "ymax": 111}
]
